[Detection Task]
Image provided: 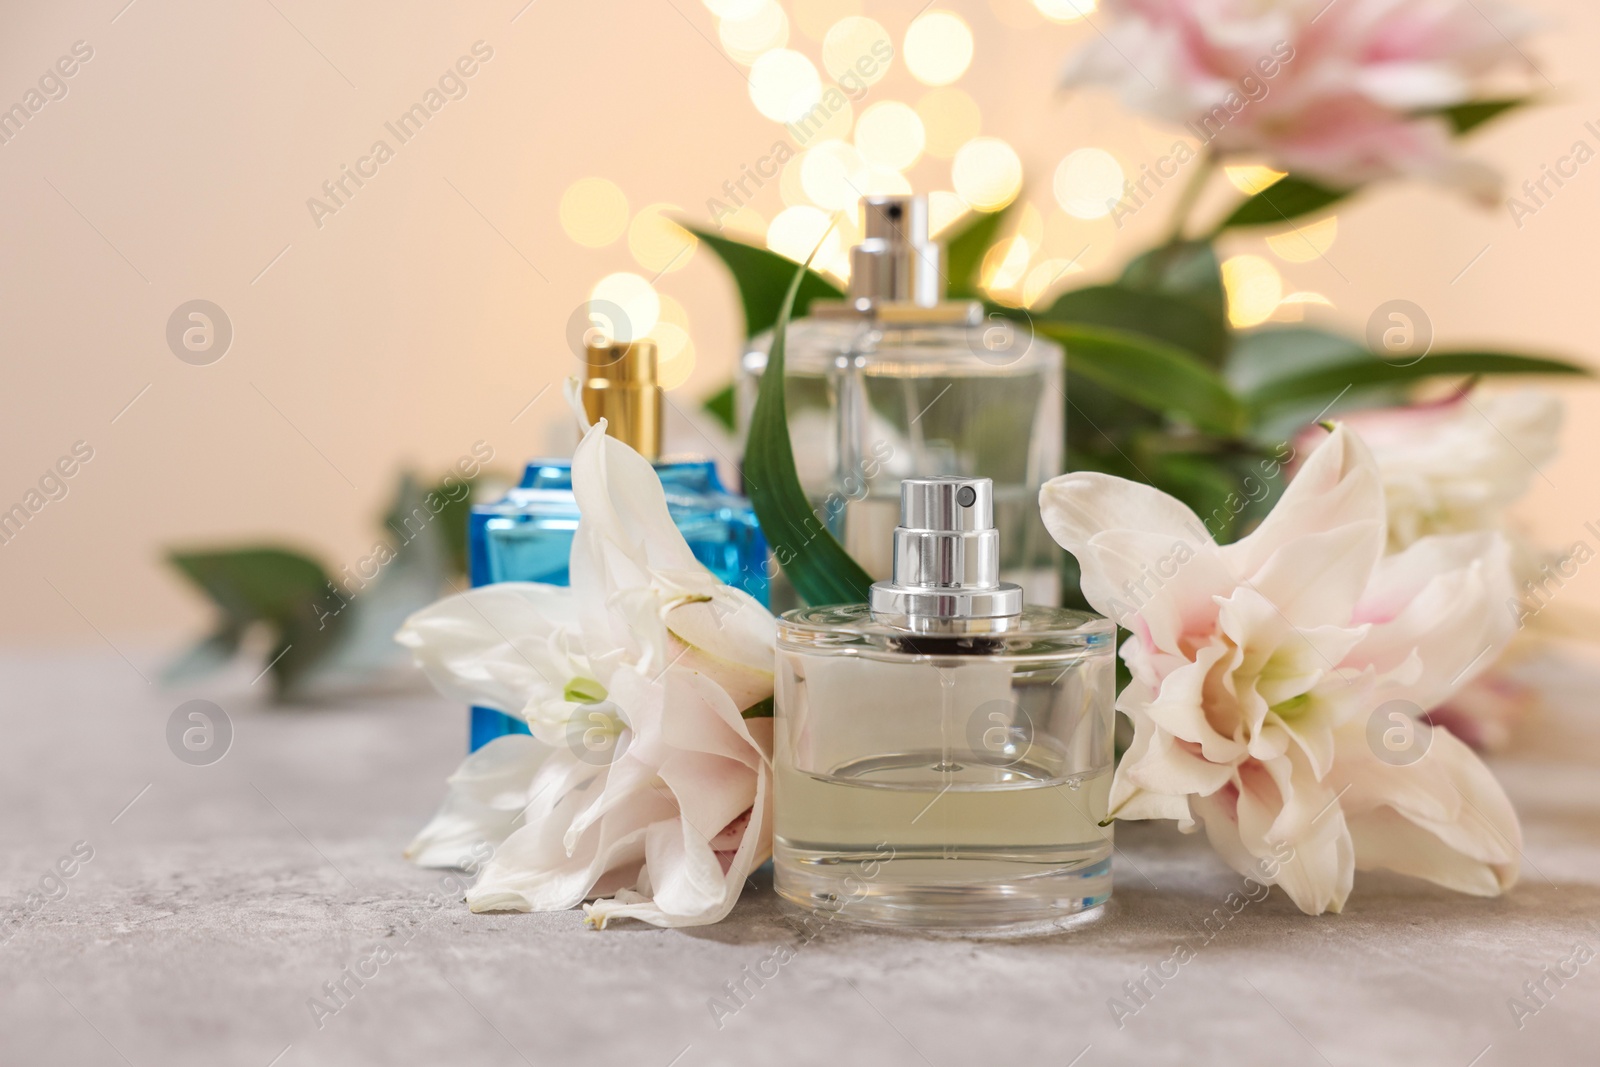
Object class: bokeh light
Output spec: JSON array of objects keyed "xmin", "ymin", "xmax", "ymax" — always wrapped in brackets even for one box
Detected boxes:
[
  {"xmin": 821, "ymin": 17, "xmax": 892, "ymax": 86},
  {"xmin": 750, "ymin": 49, "xmax": 823, "ymax": 123},
  {"xmin": 904, "ymin": 11, "xmax": 974, "ymax": 86},
  {"xmin": 590, "ymin": 272, "xmax": 661, "ymax": 341},
  {"xmin": 952, "ymin": 137, "xmax": 1022, "ymax": 211},
  {"xmin": 863, "ymin": 166, "xmax": 912, "ymax": 197},
  {"xmin": 927, "ymin": 190, "xmax": 968, "ymax": 236},
  {"xmin": 1266, "ymin": 216, "xmax": 1339, "ymax": 264},
  {"xmin": 1023, "ymin": 258, "xmax": 1080, "ymax": 306},
  {"xmin": 1053, "ymin": 148, "xmax": 1125, "ymax": 220},
  {"xmin": 1225, "ymin": 164, "xmax": 1288, "ymax": 195},
  {"xmin": 718, "ymin": 1, "xmax": 789, "ymax": 64},
  {"xmin": 767, "ymin": 205, "xmax": 842, "ymax": 266},
  {"xmin": 1033, "ymin": 0, "xmax": 1097, "ymax": 22},
  {"xmin": 559, "ymin": 178, "xmax": 629, "ymax": 248},
  {"xmin": 650, "ymin": 322, "xmax": 697, "ymax": 390},
  {"xmin": 794, "ymin": 0, "xmax": 861, "ymax": 41},
  {"xmin": 703, "ymin": 0, "xmax": 766, "ymax": 18},
  {"xmin": 916, "ymin": 88, "xmax": 981, "ymax": 160},
  {"xmin": 855, "ymin": 101, "xmax": 925, "ymax": 170},
  {"xmin": 801, "ymin": 140, "xmax": 871, "ymax": 211},
  {"xmin": 1221, "ymin": 254, "xmax": 1283, "ymax": 328},
  {"xmin": 627, "ymin": 204, "xmax": 696, "ymax": 275},
  {"xmin": 981, "ymin": 236, "xmax": 1032, "ymax": 293}
]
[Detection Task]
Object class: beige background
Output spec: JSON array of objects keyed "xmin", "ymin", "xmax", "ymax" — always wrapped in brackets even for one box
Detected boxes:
[{"xmin": 1, "ymin": 0, "xmax": 1595, "ymax": 648}]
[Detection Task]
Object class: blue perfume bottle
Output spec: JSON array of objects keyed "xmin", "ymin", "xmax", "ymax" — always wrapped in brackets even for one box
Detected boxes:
[{"xmin": 466, "ymin": 338, "xmax": 768, "ymax": 750}]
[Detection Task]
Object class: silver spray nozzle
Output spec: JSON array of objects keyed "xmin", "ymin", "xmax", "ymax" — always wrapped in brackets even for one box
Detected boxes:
[
  {"xmin": 849, "ymin": 195, "xmax": 943, "ymax": 308},
  {"xmin": 869, "ymin": 477, "xmax": 1024, "ymax": 627}
]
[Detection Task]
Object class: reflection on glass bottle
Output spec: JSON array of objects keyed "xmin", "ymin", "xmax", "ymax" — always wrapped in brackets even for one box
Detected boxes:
[
  {"xmin": 773, "ymin": 477, "xmax": 1114, "ymax": 933},
  {"xmin": 466, "ymin": 338, "xmax": 767, "ymax": 751},
  {"xmin": 739, "ymin": 195, "xmax": 1063, "ymax": 611}
]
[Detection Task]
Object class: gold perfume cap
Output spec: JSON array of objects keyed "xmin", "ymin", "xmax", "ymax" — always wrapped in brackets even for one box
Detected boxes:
[{"xmin": 580, "ymin": 338, "xmax": 662, "ymax": 460}]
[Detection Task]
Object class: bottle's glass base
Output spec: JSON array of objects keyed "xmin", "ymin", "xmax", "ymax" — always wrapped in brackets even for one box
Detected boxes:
[{"xmin": 774, "ymin": 843, "xmax": 1111, "ymax": 933}]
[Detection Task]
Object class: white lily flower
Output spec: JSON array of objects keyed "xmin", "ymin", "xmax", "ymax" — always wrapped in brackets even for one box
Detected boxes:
[
  {"xmin": 399, "ymin": 420, "xmax": 775, "ymax": 927},
  {"xmin": 1041, "ymin": 424, "xmax": 1522, "ymax": 914}
]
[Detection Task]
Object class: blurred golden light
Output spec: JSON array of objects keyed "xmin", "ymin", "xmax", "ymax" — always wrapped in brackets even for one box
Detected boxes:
[
  {"xmin": 767, "ymin": 205, "xmax": 841, "ymax": 265},
  {"xmin": 1266, "ymin": 216, "xmax": 1339, "ymax": 264},
  {"xmin": 927, "ymin": 190, "xmax": 967, "ymax": 236},
  {"xmin": 916, "ymin": 88, "xmax": 980, "ymax": 160},
  {"xmin": 1221, "ymin": 255, "xmax": 1283, "ymax": 328},
  {"xmin": 559, "ymin": 178, "xmax": 629, "ymax": 248},
  {"xmin": 822, "ymin": 17, "xmax": 892, "ymax": 86},
  {"xmin": 750, "ymin": 49, "xmax": 823, "ymax": 123},
  {"xmin": 649, "ymin": 321, "xmax": 697, "ymax": 390},
  {"xmin": 1053, "ymin": 148, "xmax": 1125, "ymax": 220},
  {"xmin": 1033, "ymin": 0, "xmax": 1096, "ymax": 22},
  {"xmin": 855, "ymin": 101, "xmax": 925, "ymax": 170},
  {"xmin": 980, "ymin": 236, "xmax": 1032, "ymax": 292},
  {"xmin": 864, "ymin": 167, "xmax": 912, "ymax": 197},
  {"xmin": 1225, "ymin": 164, "xmax": 1287, "ymax": 195},
  {"xmin": 952, "ymin": 137, "xmax": 1022, "ymax": 211},
  {"xmin": 627, "ymin": 203, "xmax": 696, "ymax": 275},
  {"xmin": 1023, "ymin": 258, "xmax": 1080, "ymax": 306},
  {"xmin": 1275, "ymin": 290, "xmax": 1335, "ymax": 321},
  {"xmin": 1015, "ymin": 200, "xmax": 1045, "ymax": 247},
  {"xmin": 904, "ymin": 11, "xmax": 974, "ymax": 86},
  {"xmin": 703, "ymin": 0, "xmax": 767, "ymax": 18},
  {"xmin": 780, "ymin": 154, "xmax": 813, "ymax": 206},
  {"xmin": 718, "ymin": 1, "xmax": 789, "ymax": 64},
  {"xmin": 1045, "ymin": 208, "xmax": 1120, "ymax": 271},
  {"xmin": 794, "ymin": 0, "xmax": 861, "ymax": 41},
  {"xmin": 590, "ymin": 272, "xmax": 661, "ymax": 341},
  {"xmin": 801, "ymin": 93, "xmax": 853, "ymax": 143},
  {"xmin": 801, "ymin": 140, "xmax": 871, "ymax": 211},
  {"xmin": 656, "ymin": 293, "xmax": 691, "ymax": 330}
]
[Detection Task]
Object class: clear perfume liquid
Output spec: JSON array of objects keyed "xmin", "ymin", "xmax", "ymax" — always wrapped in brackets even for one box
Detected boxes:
[
  {"xmin": 740, "ymin": 316, "xmax": 1064, "ymax": 612},
  {"xmin": 774, "ymin": 605, "xmax": 1116, "ymax": 932}
]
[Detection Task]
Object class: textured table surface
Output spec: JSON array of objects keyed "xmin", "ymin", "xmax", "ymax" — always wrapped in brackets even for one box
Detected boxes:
[{"xmin": 2, "ymin": 648, "xmax": 1598, "ymax": 1067}]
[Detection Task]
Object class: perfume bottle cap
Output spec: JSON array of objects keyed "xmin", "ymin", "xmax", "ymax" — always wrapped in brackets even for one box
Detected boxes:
[
  {"xmin": 848, "ymin": 195, "xmax": 943, "ymax": 309},
  {"xmin": 580, "ymin": 338, "xmax": 662, "ymax": 461},
  {"xmin": 869, "ymin": 476, "xmax": 1023, "ymax": 627}
]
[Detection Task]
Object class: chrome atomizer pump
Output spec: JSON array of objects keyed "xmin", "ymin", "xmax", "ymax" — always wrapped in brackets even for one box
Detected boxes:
[{"xmin": 772, "ymin": 476, "xmax": 1115, "ymax": 932}]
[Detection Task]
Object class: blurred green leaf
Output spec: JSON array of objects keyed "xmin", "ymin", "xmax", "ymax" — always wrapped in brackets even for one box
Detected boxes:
[
  {"xmin": 703, "ymin": 382, "xmax": 737, "ymax": 433},
  {"xmin": 1038, "ymin": 322, "xmax": 1246, "ymax": 437},
  {"xmin": 685, "ymin": 226, "xmax": 844, "ymax": 338},
  {"xmin": 1217, "ymin": 176, "xmax": 1351, "ymax": 230},
  {"xmin": 1228, "ymin": 326, "xmax": 1590, "ymax": 409},
  {"xmin": 1439, "ymin": 97, "xmax": 1531, "ymax": 135},
  {"xmin": 945, "ymin": 204, "xmax": 1014, "ymax": 299},
  {"xmin": 1119, "ymin": 240, "xmax": 1226, "ymax": 323},
  {"xmin": 1042, "ymin": 284, "xmax": 1229, "ymax": 365},
  {"xmin": 1149, "ymin": 451, "xmax": 1242, "ymax": 541},
  {"xmin": 160, "ymin": 625, "xmax": 243, "ymax": 685},
  {"xmin": 166, "ymin": 546, "xmax": 344, "ymax": 694},
  {"xmin": 745, "ymin": 253, "xmax": 874, "ymax": 606}
]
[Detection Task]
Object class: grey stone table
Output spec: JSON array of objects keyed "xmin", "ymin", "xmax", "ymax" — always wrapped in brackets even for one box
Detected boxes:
[{"xmin": 3, "ymin": 648, "xmax": 1598, "ymax": 1067}]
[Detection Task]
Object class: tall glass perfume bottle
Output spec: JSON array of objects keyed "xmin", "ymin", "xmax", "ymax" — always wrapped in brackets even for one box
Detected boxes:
[
  {"xmin": 466, "ymin": 338, "xmax": 768, "ymax": 751},
  {"xmin": 773, "ymin": 477, "xmax": 1114, "ymax": 932},
  {"xmin": 739, "ymin": 195, "xmax": 1064, "ymax": 609}
]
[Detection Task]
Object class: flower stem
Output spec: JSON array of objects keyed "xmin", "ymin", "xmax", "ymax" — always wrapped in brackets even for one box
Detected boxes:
[{"xmin": 1166, "ymin": 153, "xmax": 1216, "ymax": 244}]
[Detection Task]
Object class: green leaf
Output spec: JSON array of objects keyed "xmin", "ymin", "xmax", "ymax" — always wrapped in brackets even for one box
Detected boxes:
[
  {"xmin": 1148, "ymin": 452, "xmax": 1242, "ymax": 542},
  {"xmin": 166, "ymin": 546, "xmax": 346, "ymax": 694},
  {"xmin": 945, "ymin": 204, "xmax": 1013, "ymax": 299},
  {"xmin": 1042, "ymin": 284, "xmax": 1229, "ymax": 366},
  {"xmin": 685, "ymin": 226, "xmax": 844, "ymax": 338},
  {"xmin": 1119, "ymin": 240, "xmax": 1226, "ymax": 322},
  {"xmin": 741, "ymin": 695, "xmax": 774, "ymax": 720},
  {"xmin": 1228, "ymin": 326, "xmax": 1590, "ymax": 409},
  {"xmin": 1217, "ymin": 176, "xmax": 1351, "ymax": 230},
  {"xmin": 161, "ymin": 625, "xmax": 244, "ymax": 685},
  {"xmin": 702, "ymin": 381, "xmax": 737, "ymax": 433},
  {"xmin": 1037, "ymin": 322, "xmax": 1247, "ymax": 437},
  {"xmin": 1438, "ymin": 97, "xmax": 1531, "ymax": 135},
  {"xmin": 745, "ymin": 253, "xmax": 875, "ymax": 606}
]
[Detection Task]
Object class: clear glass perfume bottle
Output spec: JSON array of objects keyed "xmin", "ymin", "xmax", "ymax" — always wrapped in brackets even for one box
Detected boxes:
[
  {"xmin": 739, "ymin": 195, "xmax": 1064, "ymax": 610},
  {"xmin": 467, "ymin": 338, "xmax": 768, "ymax": 751},
  {"xmin": 773, "ymin": 477, "xmax": 1114, "ymax": 932}
]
